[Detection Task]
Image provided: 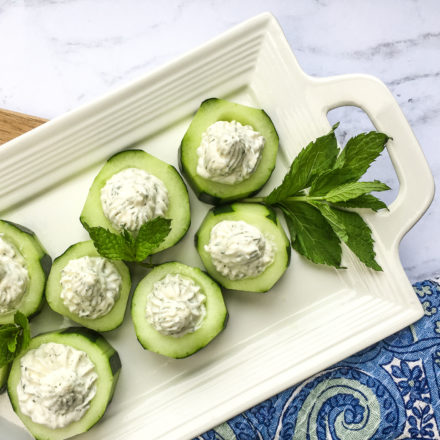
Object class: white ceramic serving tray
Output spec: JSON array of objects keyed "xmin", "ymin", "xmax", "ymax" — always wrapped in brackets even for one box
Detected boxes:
[{"xmin": 0, "ymin": 12, "xmax": 434, "ymax": 440}]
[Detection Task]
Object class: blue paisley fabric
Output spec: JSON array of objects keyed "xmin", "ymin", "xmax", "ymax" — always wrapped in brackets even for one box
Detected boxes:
[{"xmin": 196, "ymin": 279, "xmax": 440, "ymax": 440}]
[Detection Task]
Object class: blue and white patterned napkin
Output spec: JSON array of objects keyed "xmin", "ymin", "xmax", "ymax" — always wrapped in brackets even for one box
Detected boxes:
[{"xmin": 198, "ymin": 278, "xmax": 440, "ymax": 440}]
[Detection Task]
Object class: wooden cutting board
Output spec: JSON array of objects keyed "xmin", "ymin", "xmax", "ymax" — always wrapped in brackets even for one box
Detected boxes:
[{"xmin": 0, "ymin": 109, "xmax": 47, "ymax": 145}]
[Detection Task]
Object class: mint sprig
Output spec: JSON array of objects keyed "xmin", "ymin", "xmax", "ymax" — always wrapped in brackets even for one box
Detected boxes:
[
  {"xmin": 265, "ymin": 123, "xmax": 340, "ymax": 205},
  {"xmin": 84, "ymin": 217, "xmax": 171, "ymax": 262},
  {"xmin": 256, "ymin": 125, "xmax": 390, "ymax": 270},
  {"xmin": 279, "ymin": 201, "xmax": 342, "ymax": 267},
  {"xmin": 0, "ymin": 311, "xmax": 31, "ymax": 368}
]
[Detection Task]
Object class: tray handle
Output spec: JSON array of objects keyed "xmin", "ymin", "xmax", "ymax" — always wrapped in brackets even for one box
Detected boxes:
[{"xmin": 309, "ymin": 74, "xmax": 434, "ymax": 249}]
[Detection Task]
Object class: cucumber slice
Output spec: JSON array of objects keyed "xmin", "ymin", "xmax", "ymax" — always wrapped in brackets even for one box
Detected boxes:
[
  {"xmin": 179, "ymin": 98, "xmax": 279, "ymax": 204},
  {"xmin": 0, "ymin": 362, "xmax": 11, "ymax": 393},
  {"xmin": 80, "ymin": 150, "xmax": 191, "ymax": 254},
  {"xmin": 131, "ymin": 262, "xmax": 227, "ymax": 358},
  {"xmin": 196, "ymin": 203, "xmax": 291, "ymax": 292},
  {"xmin": 0, "ymin": 220, "xmax": 51, "ymax": 324},
  {"xmin": 7, "ymin": 327, "xmax": 121, "ymax": 440},
  {"xmin": 45, "ymin": 241, "xmax": 131, "ymax": 332}
]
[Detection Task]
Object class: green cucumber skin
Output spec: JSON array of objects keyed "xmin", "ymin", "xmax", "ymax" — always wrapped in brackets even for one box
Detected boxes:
[
  {"xmin": 285, "ymin": 243, "xmax": 292, "ymax": 268},
  {"xmin": 177, "ymin": 145, "xmax": 223, "ymax": 205},
  {"xmin": 7, "ymin": 328, "xmax": 121, "ymax": 440},
  {"xmin": 2, "ymin": 219, "xmax": 37, "ymax": 236},
  {"xmin": 40, "ymin": 254, "xmax": 53, "ymax": 278},
  {"xmin": 46, "ymin": 241, "xmax": 131, "ymax": 332},
  {"xmin": 196, "ymin": 203, "xmax": 291, "ymax": 293},
  {"xmin": 0, "ymin": 220, "xmax": 51, "ymax": 324},
  {"xmin": 59, "ymin": 327, "xmax": 122, "ymax": 375},
  {"xmin": 212, "ymin": 205, "xmax": 235, "ymax": 216},
  {"xmin": 31, "ymin": 327, "xmax": 122, "ymax": 375},
  {"xmin": 179, "ymin": 98, "xmax": 279, "ymax": 205},
  {"xmin": 2, "ymin": 221, "xmax": 53, "ymax": 275},
  {"xmin": 57, "ymin": 327, "xmax": 122, "ymax": 377},
  {"xmin": 200, "ymin": 97, "xmax": 217, "ymax": 106},
  {"xmin": 131, "ymin": 262, "xmax": 228, "ymax": 359},
  {"xmin": 0, "ymin": 363, "xmax": 11, "ymax": 393},
  {"xmin": 80, "ymin": 149, "xmax": 191, "ymax": 254},
  {"xmin": 58, "ymin": 326, "xmax": 101, "ymax": 342}
]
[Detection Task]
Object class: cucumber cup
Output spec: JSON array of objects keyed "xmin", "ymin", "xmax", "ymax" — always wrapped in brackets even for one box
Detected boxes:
[
  {"xmin": 81, "ymin": 149, "xmax": 191, "ymax": 254},
  {"xmin": 196, "ymin": 203, "xmax": 290, "ymax": 292},
  {"xmin": 45, "ymin": 241, "xmax": 131, "ymax": 332},
  {"xmin": 7, "ymin": 327, "xmax": 121, "ymax": 440},
  {"xmin": 0, "ymin": 220, "xmax": 51, "ymax": 325},
  {"xmin": 179, "ymin": 98, "xmax": 279, "ymax": 204},
  {"xmin": 132, "ymin": 262, "xmax": 227, "ymax": 359}
]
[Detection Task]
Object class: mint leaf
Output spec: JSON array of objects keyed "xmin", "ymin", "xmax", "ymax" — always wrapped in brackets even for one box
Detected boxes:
[
  {"xmin": 7, "ymin": 332, "xmax": 18, "ymax": 352},
  {"xmin": 0, "ymin": 326, "xmax": 17, "ymax": 339},
  {"xmin": 334, "ymin": 131, "xmax": 390, "ymax": 180},
  {"xmin": 324, "ymin": 181, "xmax": 390, "ymax": 203},
  {"xmin": 14, "ymin": 311, "xmax": 30, "ymax": 353},
  {"xmin": 0, "ymin": 312, "xmax": 31, "ymax": 368},
  {"xmin": 0, "ymin": 327, "xmax": 19, "ymax": 367},
  {"xmin": 280, "ymin": 201, "xmax": 342, "ymax": 267},
  {"xmin": 265, "ymin": 125, "xmax": 339, "ymax": 204},
  {"xmin": 317, "ymin": 205, "xmax": 382, "ymax": 270},
  {"xmin": 332, "ymin": 194, "xmax": 388, "ymax": 212},
  {"xmin": 135, "ymin": 217, "xmax": 171, "ymax": 261},
  {"xmin": 85, "ymin": 218, "xmax": 171, "ymax": 262},
  {"xmin": 85, "ymin": 225, "xmax": 136, "ymax": 261},
  {"xmin": 309, "ymin": 168, "xmax": 355, "ymax": 196},
  {"xmin": 259, "ymin": 124, "xmax": 390, "ymax": 270},
  {"xmin": 121, "ymin": 229, "xmax": 136, "ymax": 249},
  {"xmin": 310, "ymin": 132, "xmax": 389, "ymax": 196},
  {"xmin": 310, "ymin": 202, "xmax": 348, "ymax": 242},
  {"xmin": 278, "ymin": 205, "xmax": 296, "ymax": 242}
]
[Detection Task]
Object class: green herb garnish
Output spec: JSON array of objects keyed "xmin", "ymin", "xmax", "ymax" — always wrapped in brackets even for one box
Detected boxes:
[
  {"xmin": 248, "ymin": 124, "xmax": 390, "ymax": 270},
  {"xmin": 84, "ymin": 217, "xmax": 171, "ymax": 262},
  {"xmin": 0, "ymin": 311, "xmax": 31, "ymax": 368}
]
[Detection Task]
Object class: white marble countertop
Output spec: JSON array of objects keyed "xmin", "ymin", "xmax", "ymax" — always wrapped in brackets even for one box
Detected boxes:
[{"xmin": 0, "ymin": 0, "xmax": 438, "ymax": 282}]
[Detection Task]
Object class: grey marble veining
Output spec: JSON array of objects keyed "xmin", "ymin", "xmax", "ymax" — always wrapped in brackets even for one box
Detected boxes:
[{"xmin": 0, "ymin": 0, "xmax": 439, "ymax": 281}]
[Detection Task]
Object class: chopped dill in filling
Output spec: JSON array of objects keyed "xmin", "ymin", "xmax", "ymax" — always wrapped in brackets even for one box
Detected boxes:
[
  {"xmin": 100, "ymin": 167, "xmax": 169, "ymax": 232},
  {"xmin": 146, "ymin": 273, "xmax": 206, "ymax": 337},
  {"xmin": 196, "ymin": 120, "xmax": 265, "ymax": 184},
  {"xmin": 204, "ymin": 220, "xmax": 275, "ymax": 280}
]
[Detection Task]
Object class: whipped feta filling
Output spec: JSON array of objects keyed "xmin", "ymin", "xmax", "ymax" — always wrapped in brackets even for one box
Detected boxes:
[
  {"xmin": 60, "ymin": 256, "xmax": 121, "ymax": 319},
  {"xmin": 0, "ymin": 235, "xmax": 29, "ymax": 314},
  {"xmin": 146, "ymin": 274, "xmax": 206, "ymax": 337},
  {"xmin": 100, "ymin": 167, "xmax": 169, "ymax": 233},
  {"xmin": 17, "ymin": 342, "xmax": 98, "ymax": 429},
  {"xmin": 196, "ymin": 120, "xmax": 265, "ymax": 184},
  {"xmin": 205, "ymin": 220, "xmax": 275, "ymax": 280}
]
